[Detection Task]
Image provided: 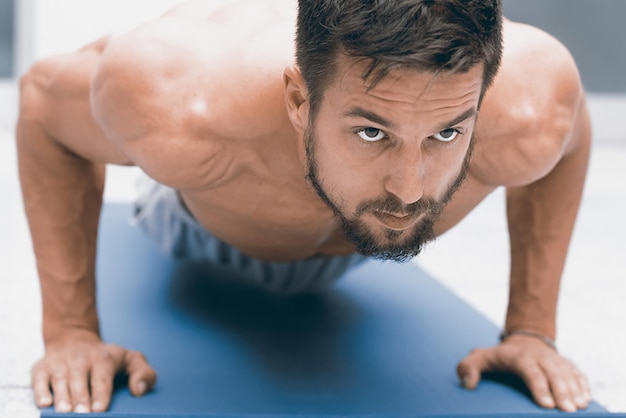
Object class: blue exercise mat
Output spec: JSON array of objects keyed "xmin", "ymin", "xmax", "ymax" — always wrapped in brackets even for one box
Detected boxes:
[{"xmin": 42, "ymin": 204, "xmax": 616, "ymax": 417}]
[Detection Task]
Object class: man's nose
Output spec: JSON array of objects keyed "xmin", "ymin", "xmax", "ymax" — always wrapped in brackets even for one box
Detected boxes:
[{"xmin": 383, "ymin": 147, "xmax": 425, "ymax": 205}]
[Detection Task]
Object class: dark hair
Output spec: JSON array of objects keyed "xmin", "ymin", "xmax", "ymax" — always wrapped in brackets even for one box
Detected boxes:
[{"xmin": 296, "ymin": 0, "xmax": 503, "ymax": 115}]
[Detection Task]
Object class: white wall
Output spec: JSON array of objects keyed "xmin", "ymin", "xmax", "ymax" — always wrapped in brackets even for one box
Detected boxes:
[
  {"xmin": 3, "ymin": 0, "xmax": 182, "ymax": 126},
  {"xmin": 22, "ymin": 0, "xmax": 182, "ymax": 70}
]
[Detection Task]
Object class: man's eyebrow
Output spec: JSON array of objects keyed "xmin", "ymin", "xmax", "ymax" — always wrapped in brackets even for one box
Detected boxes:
[
  {"xmin": 343, "ymin": 107, "xmax": 396, "ymax": 130},
  {"xmin": 343, "ymin": 106, "xmax": 478, "ymax": 132},
  {"xmin": 436, "ymin": 107, "xmax": 478, "ymax": 132}
]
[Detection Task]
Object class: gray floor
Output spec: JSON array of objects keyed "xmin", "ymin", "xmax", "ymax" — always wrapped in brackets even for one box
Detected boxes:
[{"xmin": 0, "ymin": 83, "xmax": 625, "ymax": 416}]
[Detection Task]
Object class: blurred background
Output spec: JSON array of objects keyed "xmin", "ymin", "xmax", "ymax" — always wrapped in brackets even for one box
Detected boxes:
[
  {"xmin": 0, "ymin": 1, "xmax": 624, "ymax": 416},
  {"xmin": 504, "ymin": 0, "xmax": 626, "ymax": 94}
]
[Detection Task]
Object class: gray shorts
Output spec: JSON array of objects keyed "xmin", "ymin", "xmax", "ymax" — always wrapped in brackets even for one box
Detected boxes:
[{"xmin": 132, "ymin": 177, "xmax": 367, "ymax": 294}]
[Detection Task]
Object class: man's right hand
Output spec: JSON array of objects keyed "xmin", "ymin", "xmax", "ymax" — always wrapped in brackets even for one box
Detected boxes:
[{"xmin": 32, "ymin": 330, "xmax": 157, "ymax": 413}]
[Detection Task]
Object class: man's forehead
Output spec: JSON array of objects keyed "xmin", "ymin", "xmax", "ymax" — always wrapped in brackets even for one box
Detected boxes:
[{"xmin": 333, "ymin": 55, "xmax": 484, "ymax": 105}]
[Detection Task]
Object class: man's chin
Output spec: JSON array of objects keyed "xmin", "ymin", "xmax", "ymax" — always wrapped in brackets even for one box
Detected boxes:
[
  {"xmin": 341, "ymin": 220, "xmax": 432, "ymax": 262},
  {"xmin": 355, "ymin": 243, "xmax": 424, "ymax": 262}
]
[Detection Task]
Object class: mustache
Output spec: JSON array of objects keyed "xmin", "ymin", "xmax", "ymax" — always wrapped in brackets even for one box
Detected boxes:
[{"xmin": 355, "ymin": 194, "xmax": 442, "ymax": 218}]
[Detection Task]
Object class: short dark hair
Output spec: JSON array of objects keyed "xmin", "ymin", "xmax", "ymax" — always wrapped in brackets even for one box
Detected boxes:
[{"xmin": 296, "ymin": 0, "xmax": 503, "ymax": 115}]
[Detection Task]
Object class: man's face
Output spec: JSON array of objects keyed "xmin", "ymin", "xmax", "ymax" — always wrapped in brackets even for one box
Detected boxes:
[{"xmin": 303, "ymin": 57, "xmax": 483, "ymax": 261}]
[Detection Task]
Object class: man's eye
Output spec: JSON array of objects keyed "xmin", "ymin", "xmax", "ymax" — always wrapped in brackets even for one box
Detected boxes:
[
  {"xmin": 356, "ymin": 127, "xmax": 386, "ymax": 142},
  {"xmin": 432, "ymin": 128, "xmax": 460, "ymax": 142}
]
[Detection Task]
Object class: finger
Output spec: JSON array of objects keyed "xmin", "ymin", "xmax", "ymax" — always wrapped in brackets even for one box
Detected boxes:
[
  {"xmin": 571, "ymin": 377, "xmax": 588, "ymax": 410},
  {"xmin": 514, "ymin": 361, "xmax": 556, "ymax": 409},
  {"xmin": 68, "ymin": 365, "xmax": 92, "ymax": 413},
  {"xmin": 550, "ymin": 377, "xmax": 577, "ymax": 412},
  {"xmin": 539, "ymin": 360, "xmax": 575, "ymax": 412},
  {"xmin": 50, "ymin": 370, "xmax": 72, "ymax": 413},
  {"xmin": 571, "ymin": 368, "xmax": 591, "ymax": 409},
  {"xmin": 90, "ymin": 361, "xmax": 115, "ymax": 412},
  {"xmin": 580, "ymin": 373, "xmax": 593, "ymax": 403},
  {"xmin": 31, "ymin": 364, "xmax": 53, "ymax": 408},
  {"xmin": 124, "ymin": 350, "xmax": 157, "ymax": 396},
  {"xmin": 457, "ymin": 348, "xmax": 495, "ymax": 389}
]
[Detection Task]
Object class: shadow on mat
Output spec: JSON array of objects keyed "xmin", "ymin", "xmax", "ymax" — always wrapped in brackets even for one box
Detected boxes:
[
  {"xmin": 167, "ymin": 260, "xmax": 365, "ymax": 385},
  {"xmin": 482, "ymin": 371, "xmax": 534, "ymax": 401},
  {"xmin": 166, "ymin": 260, "xmax": 536, "ymax": 403},
  {"xmin": 111, "ymin": 374, "xmax": 130, "ymax": 395}
]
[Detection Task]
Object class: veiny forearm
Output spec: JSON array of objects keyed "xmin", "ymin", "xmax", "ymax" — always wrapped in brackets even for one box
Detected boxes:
[
  {"xmin": 505, "ymin": 102, "xmax": 591, "ymax": 339},
  {"xmin": 17, "ymin": 117, "xmax": 105, "ymax": 343}
]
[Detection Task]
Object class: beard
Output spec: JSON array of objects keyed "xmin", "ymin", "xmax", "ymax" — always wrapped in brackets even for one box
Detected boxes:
[{"xmin": 304, "ymin": 126, "xmax": 475, "ymax": 262}]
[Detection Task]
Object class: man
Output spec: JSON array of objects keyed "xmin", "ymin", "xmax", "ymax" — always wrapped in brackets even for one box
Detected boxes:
[{"xmin": 17, "ymin": 0, "xmax": 592, "ymax": 414}]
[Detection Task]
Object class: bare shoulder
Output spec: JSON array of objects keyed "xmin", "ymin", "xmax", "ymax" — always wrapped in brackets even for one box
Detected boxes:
[
  {"xmin": 92, "ymin": 0, "xmax": 297, "ymax": 188},
  {"xmin": 471, "ymin": 19, "xmax": 586, "ymax": 187}
]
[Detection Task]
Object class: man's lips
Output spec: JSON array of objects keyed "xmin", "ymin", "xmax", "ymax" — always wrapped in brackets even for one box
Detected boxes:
[{"xmin": 372, "ymin": 211, "xmax": 421, "ymax": 231}]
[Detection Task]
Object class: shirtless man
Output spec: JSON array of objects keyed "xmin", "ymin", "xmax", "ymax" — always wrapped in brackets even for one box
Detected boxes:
[{"xmin": 17, "ymin": 0, "xmax": 592, "ymax": 414}]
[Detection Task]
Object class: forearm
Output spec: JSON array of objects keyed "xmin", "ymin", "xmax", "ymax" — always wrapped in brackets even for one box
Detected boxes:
[
  {"xmin": 505, "ymin": 101, "xmax": 591, "ymax": 339},
  {"xmin": 17, "ymin": 116, "xmax": 105, "ymax": 343}
]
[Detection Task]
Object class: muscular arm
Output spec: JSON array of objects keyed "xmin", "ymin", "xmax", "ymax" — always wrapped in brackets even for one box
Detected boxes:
[
  {"xmin": 18, "ymin": 38, "xmax": 123, "ymax": 344},
  {"xmin": 17, "ymin": 38, "xmax": 156, "ymax": 413},
  {"xmin": 18, "ymin": 5, "xmax": 270, "ymax": 411},
  {"xmin": 505, "ymin": 97, "xmax": 591, "ymax": 341},
  {"xmin": 500, "ymin": 90, "xmax": 591, "ymax": 412},
  {"xmin": 457, "ymin": 22, "xmax": 592, "ymax": 412}
]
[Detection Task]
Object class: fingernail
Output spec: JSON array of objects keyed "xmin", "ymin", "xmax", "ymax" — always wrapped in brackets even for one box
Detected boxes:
[
  {"xmin": 461, "ymin": 375, "xmax": 475, "ymax": 390},
  {"xmin": 56, "ymin": 400, "xmax": 71, "ymax": 412},
  {"xmin": 74, "ymin": 403, "xmax": 90, "ymax": 413},
  {"xmin": 562, "ymin": 400, "xmax": 577, "ymax": 412},
  {"xmin": 92, "ymin": 401, "xmax": 104, "ymax": 411},
  {"xmin": 540, "ymin": 395, "xmax": 555, "ymax": 407},
  {"xmin": 37, "ymin": 396, "xmax": 52, "ymax": 406},
  {"xmin": 137, "ymin": 380, "xmax": 148, "ymax": 396}
]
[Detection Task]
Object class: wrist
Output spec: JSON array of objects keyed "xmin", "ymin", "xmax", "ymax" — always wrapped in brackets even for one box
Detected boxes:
[
  {"xmin": 504, "ymin": 312, "xmax": 556, "ymax": 341},
  {"xmin": 44, "ymin": 328, "xmax": 101, "ymax": 347},
  {"xmin": 500, "ymin": 329, "xmax": 557, "ymax": 351},
  {"xmin": 43, "ymin": 318, "xmax": 101, "ymax": 345}
]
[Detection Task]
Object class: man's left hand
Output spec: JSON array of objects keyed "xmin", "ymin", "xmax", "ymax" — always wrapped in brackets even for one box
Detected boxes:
[{"xmin": 456, "ymin": 335, "xmax": 592, "ymax": 412}]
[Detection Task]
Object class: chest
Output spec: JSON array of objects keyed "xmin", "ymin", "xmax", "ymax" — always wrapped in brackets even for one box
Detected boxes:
[{"xmin": 181, "ymin": 166, "xmax": 354, "ymax": 261}]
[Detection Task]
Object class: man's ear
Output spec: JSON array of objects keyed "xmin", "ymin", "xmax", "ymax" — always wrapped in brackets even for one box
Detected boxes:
[{"xmin": 283, "ymin": 65, "xmax": 310, "ymax": 133}]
